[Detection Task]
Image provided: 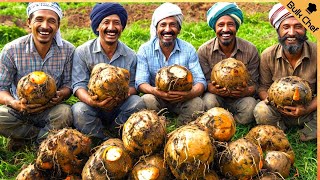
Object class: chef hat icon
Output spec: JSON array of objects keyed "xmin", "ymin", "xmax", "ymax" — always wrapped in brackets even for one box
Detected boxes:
[{"xmin": 306, "ymin": 3, "xmax": 317, "ymax": 14}]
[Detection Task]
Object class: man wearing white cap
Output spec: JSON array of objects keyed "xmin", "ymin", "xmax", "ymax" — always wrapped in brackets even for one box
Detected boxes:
[
  {"xmin": 253, "ymin": 3, "xmax": 317, "ymax": 141},
  {"xmin": 135, "ymin": 3, "xmax": 207, "ymax": 125},
  {"xmin": 0, "ymin": 2, "xmax": 75, "ymax": 150}
]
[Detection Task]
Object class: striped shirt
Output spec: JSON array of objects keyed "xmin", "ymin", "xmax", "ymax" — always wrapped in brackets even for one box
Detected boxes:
[
  {"xmin": 135, "ymin": 38, "xmax": 207, "ymax": 89},
  {"xmin": 0, "ymin": 34, "xmax": 75, "ymax": 99},
  {"xmin": 258, "ymin": 41, "xmax": 317, "ymax": 94},
  {"xmin": 72, "ymin": 38, "xmax": 137, "ymax": 94},
  {"xmin": 197, "ymin": 37, "xmax": 260, "ymax": 87}
]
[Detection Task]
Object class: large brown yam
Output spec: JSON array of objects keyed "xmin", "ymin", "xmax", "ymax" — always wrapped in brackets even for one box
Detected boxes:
[
  {"xmin": 17, "ymin": 71, "xmax": 56, "ymax": 105},
  {"xmin": 193, "ymin": 107, "xmax": 236, "ymax": 142},
  {"xmin": 218, "ymin": 138, "xmax": 263, "ymax": 180},
  {"xmin": 122, "ymin": 109, "xmax": 166, "ymax": 156},
  {"xmin": 164, "ymin": 125, "xmax": 215, "ymax": 179},
  {"xmin": 35, "ymin": 128, "xmax": 91, "ymax": 176},
  {"xmin": 88, "ymin": 63, "xmax": 130, "ymax": 105},
  {"xmin": 267, "ymin": 76, "xmax": 312, "ymax": 108},
  {"xmin": 82, "ymin": 138, "xmax": 133, "ymax": 180},
  {"xmin": 155, "ymin": 64, "xmax": 193, "ymax": 92},
  {"xmin": 211, "ymin": 58, "xmax": 250, "ymax": 90}
]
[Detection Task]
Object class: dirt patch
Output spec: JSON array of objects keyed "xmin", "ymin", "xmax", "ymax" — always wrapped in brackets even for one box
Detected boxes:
[{"xmin": 1, "ymin": 3, "xmax": 273, "ymax": 29}]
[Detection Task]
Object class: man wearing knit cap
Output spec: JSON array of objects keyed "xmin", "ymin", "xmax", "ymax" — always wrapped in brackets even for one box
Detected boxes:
[
  {"xmin": 72, "ymin": 3, "xmax": 145, "ymax": 143},
  {"xmin": 0, "ymin": 2, "xmax": 75, "ymax": 150},
  {"xmin": 135, "ymin": 3, "xmax": 207, "ymax": 125},
  {"xmin": 253, "ymin": 3, "xmax": 317, "ymax": 141},
  {"xmin": 198, "ymin": 2, "xmax": 259, "ymax": 125}
]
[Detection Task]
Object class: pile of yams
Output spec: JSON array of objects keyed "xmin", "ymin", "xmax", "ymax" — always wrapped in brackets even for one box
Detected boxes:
[{"xmin": 16, "ymin": 108, "xmax": 294, "ymax": 180}]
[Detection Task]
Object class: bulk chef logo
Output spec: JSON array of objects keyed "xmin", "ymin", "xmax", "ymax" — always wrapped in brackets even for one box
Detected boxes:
[{"xmin": 287, "ymin": 1, "xmax": 319, "ymax": 33}]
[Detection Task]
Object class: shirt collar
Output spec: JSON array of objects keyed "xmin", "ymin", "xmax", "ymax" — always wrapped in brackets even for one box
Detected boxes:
[
  {"xmin": 213, "ymin": 37, "xmax": 241, "ymax": 53},
  {"xmin": 93, "ymin": 38, "xmax": 128, "ymax": 57},
  {"xmin": 26, "ymin": 34, "xmax": 60, "ymax": 53},
  {"xmin": 154, "ymin": 38, "xmax": 181, "ymax": 53}
]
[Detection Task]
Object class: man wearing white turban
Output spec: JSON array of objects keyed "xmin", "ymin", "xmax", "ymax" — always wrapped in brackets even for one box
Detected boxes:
[
  {"xmin": 135, "ymin": 3, "xmax": 207, "ymax": 125},
  {"xmin": 0, "ymin": 2, "xmax": 75, "ymax": 150},
  {"xmin": 198, "ymin": 2, "xmax": 260, "ymax": 125},
  {"xmin": 253, "ymin": 3, "xmax": 317, "ymax": 141}
]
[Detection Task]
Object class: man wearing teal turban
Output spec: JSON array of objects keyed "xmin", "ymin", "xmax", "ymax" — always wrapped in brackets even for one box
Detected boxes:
[
  {"xmin": 207, "ymin": 2, "xmax": 243, "ymax": 31},
  {"xmin": 198, "ymin": 2, "xmax": 260, "ymax": 125}
]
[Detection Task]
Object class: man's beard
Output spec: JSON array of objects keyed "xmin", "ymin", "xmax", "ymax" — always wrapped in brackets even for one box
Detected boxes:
[
  {"xmin": 160, "ymin": 31, "xmax": 175, "ymax": 47},
  {"xmin": 218, "ymin": 31, "xmax": 234, "ymax": 46},
  {"xmin": 278, "ymin": 33, "xmax": 308, "ymax": 54},
  {"xmin": 103, "ymin": 29, "xmax": 119, "ymax": 46},
  {"xmin": 161, "ymin": 41, "xmax": 173, "ymax": 47}
]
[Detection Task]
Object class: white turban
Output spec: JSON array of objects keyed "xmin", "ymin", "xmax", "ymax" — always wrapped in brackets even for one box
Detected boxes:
[
  {"xmin": 269, "ymin": 3, "xmax": 293, "ymax": 29},
  {"xmin": 150, "ymin": 3, "xmax": 183, "ymax": 39},
  {"xmin": 27, "ymin": 2, "xmax": 63, "ymax": 46}
]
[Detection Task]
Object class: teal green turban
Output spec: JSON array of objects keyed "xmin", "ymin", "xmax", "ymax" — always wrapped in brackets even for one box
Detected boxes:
[{"xmin": 207, "ymin": 2, "xmax": 243, "ymax": 31}]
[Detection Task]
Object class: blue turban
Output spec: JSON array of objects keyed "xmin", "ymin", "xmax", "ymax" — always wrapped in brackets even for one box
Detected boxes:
[
  {"xmin": 90, "ymin": 3, "xmax": 128, "ymax": 36},
  {"xmin": 207, "ymin": 2, "xmax": 243, "ymax": 32}
]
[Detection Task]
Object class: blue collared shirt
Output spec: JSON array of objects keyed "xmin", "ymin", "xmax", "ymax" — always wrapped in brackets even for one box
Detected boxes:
[
  {"xmin": 0, "ymin": 34, "xmax": 75, "ymax": 99},
  {"xmin": 135, "ymin": 37, "xmax": 207, "ymax": 89},
  {"xmin": 72, "ymin": 38, "xmax": 137, "ymax": 94}
]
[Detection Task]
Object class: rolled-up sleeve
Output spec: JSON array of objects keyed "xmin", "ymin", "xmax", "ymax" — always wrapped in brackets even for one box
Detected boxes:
[
  {"xmin": 258, "ymin": 51, "xmax": 273, "ymax": 93},
  {"xmin": 188, "ymin": 49, "xmax": 207, "ymax": 89},
  {"xmin": 71, "ymin": 47, "xmax": 91, "ymax": 94},
  {"xmin": 61, "ymin": 46, "xmax": 74, "ymax": 89},
  {"xmin": 135, "ymin": 46, "xmax": 151, "ymax": 90},
  {"xmin": 0, "ymin": 47, "xmax": 15, "ymax": 91}
]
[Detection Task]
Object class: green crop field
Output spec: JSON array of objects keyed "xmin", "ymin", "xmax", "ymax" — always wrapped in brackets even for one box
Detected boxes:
[{"xmin": 0, "ymin": 2, "xmax": 317, "ymax": 179}]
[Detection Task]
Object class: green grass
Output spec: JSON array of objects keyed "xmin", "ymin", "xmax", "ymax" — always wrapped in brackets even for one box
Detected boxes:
[{"xmin": 0, "ymin": 2, "xmax": 317, "ymax": 179}]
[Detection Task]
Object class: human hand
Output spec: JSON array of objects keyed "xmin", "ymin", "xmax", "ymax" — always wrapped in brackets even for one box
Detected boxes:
[
  {"xmin": 278, "ymin": 105, "xmax": 308, "ymax": 117},
  {"xmin": 208, "ymin": 81, "xmax": 230, "ymax": 97},
  {"xmin": 89, "ymin": 95, "xmax": 117, "ymax": 111}
]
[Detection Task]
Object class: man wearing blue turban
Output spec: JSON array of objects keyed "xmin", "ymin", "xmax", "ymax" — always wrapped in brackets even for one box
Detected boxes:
[
  {"xmin": 198, "ymin": 2, "xmax": 260, "ymax": 125},
  {"xmin": 71, "ymin": 3, "xmax": 145, "ymax": 143}
]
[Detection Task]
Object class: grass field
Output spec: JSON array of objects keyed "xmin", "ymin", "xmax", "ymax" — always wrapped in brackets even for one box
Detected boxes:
[{"xmin": 0, "ymin": 2, "xmax": 317, "ymax": 179}]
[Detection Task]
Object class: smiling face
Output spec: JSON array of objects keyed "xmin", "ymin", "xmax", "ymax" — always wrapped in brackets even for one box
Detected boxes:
[
  {"xmin": 277, "ymin": 16, "xmax": 307, "ymax": 54},
  {"xmin": 156, "ymin": 16, "xmax": 180, "ymax": 48},
  {"xmin": 215, "ymin": 15, "xmax": 237, "ymax": 47},
  {"xmin": 28, "ymin": 9, "xmax": 60, "ymax": 45},
  {"xmin": 97, "ymin": 14, "xmax": 123, "ymax": 46}
]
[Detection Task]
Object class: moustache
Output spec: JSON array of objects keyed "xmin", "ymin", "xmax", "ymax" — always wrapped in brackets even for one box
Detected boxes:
[
  {"xmin": 104, "ymin": 29, "xmax": 119, "ymax": 34},
  {"xmin": 37, "ymin": 27, "xmax": 53, "ymax": 33},
  {"xmin": 279, "ymin": 34, "xmax": 307, "ymax": 42},
  {"xmin": 161, "ymin": 31, "xmax": 175, "ymax": 36},
  {"xmin": 218, "ymin": 31, "xmax": 234, "ymax": 36}
]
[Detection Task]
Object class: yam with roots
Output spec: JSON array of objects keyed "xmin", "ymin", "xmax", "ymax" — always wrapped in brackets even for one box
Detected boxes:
[
  {"xmin": 16, "ymin": 164, "xmax": 46, "ymax": 180},
  {"xmin": 211, "ymin": 58, "xmax": 250, "ymax": 90},
  {"xmin": 164, "ymin": 125, "xmax": 215, "ymax": 179},
  {"xmin": 82, "ymin": 138, "xmax": 133, "ymax": 180},
  {"xmin": 131, "ymin": 154, "xmax": 170, "ymax": 180},
  {"xmin": 88, "ymin": 63, "xmax": 130, "ymax": 105},
  {"xmin": 17, "ymin": 71, "xmax": 56, "ymax": 105},
  {"xmin": 245, "ymin": 125, "xmax": 295, "ymax": 164},
  {"xmin": 267, "ymin": 76, "xmax": 312, "ymax": 108},
  {"xmin": 122, "ymin": 109, "xmax": 166, "ymax": 156},
  {"xmin": 218, "ymin": 138, "xmax": 263, "ymax": 180},
  {"xmin": 155, "ymin": 64, "xmax": 193, "ymax": 92},
  {"xmin": 263, "ymin": 151, "xmax": 292, "ymax": 178},
  {"xmin": 192, "ymin": 107, "xmax": 236, "ymax": 141},
  {"xmin": 35, "ymin": 128, "xmax": 91, "ymax": 176}
]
